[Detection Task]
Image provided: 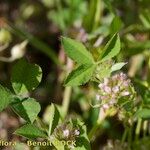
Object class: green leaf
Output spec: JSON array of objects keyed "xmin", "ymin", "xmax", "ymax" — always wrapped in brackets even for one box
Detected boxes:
[
  {"xmin": 0, "ymin": 84, "xmax": 14, "ymax": 112},
  {"xmin": 143, "ymin": 90, "xmax": 150, "ymax": 105},
  {"xmin": 135, "ymin": 108, "xmax": 150, "ymax": 119},
  {"xmin": 83, "ymin": 0, "xmax": 100, "ymax": 32},
  {"xmin": 12, "ymin": 98, "xmax": 41, "ymax": 123},
  {"xmin": 48, "ymin": 104, "xmax": 60, "ymax": 136},
  {"xmin": 111, "ymin": 62, "xmax": 127, "ymax": 72},
  {"xmin": 64, "ymin": 64, "xmax": 95, "ymax": 86},
  {"xmin": 61, "ymin": 37, "xmax": 94, "ymax": 64},
  {"xmin": 14, "ymin": 124, "xmax": 47, "ymax": 139},
  {"xmin": 140, "ymin": 10, "xmax": 150, "ymax": 29},
  {"xmin": 11, "ymin": 59, "xmax": 42, "ymax": 94},
  {"xmin": 110, "ymin": 16, "xmax": 123, "ymax": 35},
  {"xmin": 104, "ymin": 0, "xmax": 116, "ymax": 14},
  {"xmin": 99, "ymin": 34, "xmax": 121, "ymax": 62},
  {"xmin": 43, "ymin": 104, "xmax": 64, "ymax": 123}
]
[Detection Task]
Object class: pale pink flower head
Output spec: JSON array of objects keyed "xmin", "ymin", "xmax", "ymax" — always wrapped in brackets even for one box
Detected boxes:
[{"xmin": 96, "ymin": 72, "xmax": 135, "ymax": 109}]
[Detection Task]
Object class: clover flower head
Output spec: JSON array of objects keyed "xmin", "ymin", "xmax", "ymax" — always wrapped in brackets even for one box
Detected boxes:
[
  {"xmin": 96, "ymin": 72, "xmax": 134, "ymax": 110},
  {"xmin": 53, "ymin": 121, "xmax": 80, "ymax": 141}
]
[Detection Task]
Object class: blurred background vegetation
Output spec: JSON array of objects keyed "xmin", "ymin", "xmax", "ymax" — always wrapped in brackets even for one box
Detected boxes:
[{"xmin": 0, "ymin": 0, "xmax": 150, "ymax": 149}]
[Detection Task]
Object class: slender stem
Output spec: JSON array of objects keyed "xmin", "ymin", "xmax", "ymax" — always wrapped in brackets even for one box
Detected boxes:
[
  {"xmin": 121, "ymin": 127, "xmax": 128, "ymax": 144},
  {"xmin": 135, "ymin": 118, "xmax": 142, "ymax": 140},
  {"xmin": 88, "ymin": 122, "xmax": 101, "ymax": 140},
  {"xmin": 143, "ymin": 120, "xmax": 148, "ymax": 137},
  {"xmin": 62, "ymin": 86, "xmax": 72, "ymax": 118},
  {"xmin": 128, "ymin": 126, "xmax": 133, "ymax": 147}
]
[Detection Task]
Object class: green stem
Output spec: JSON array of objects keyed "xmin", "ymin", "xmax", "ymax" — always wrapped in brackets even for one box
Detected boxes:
[
  {"xmin": 121, "ymin": 127, "xmax": 128, "ymax": 144},
  {"xmin": 143, "ymin": 120, "xmax": 148, "ymax": 137},
  {"xmin": 128, "ymin": 126, "xmax": 133, "ymax": 147},
  {"xmin": 88, "ymin": 122, "xmax": 101, "ymax": 140},
  {"xmin": 135, "ymin": 118, "xmax": 142, "ymax": 140},
  {"xmin": 62, "ymin": 86, "xmax": 72, "ymax": 118}
]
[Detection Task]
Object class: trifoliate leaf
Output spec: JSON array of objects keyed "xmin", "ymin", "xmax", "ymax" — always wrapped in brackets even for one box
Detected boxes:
[{"xmin": 62, "ymin": 37, "xmax": 94, "ymax": 64}]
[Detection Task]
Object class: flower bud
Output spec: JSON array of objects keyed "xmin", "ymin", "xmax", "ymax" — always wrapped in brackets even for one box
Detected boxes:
[{"xmin": 11, "ymin": 40, "xmax": 28, "ymax": 60}]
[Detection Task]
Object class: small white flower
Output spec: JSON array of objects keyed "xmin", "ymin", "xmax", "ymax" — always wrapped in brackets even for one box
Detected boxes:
[
  {"xmin": 74, "ymin": 129, "xmax": 80, "ymax": 136},
  {"xmin": 102, "ymin": 104, "xmax": 109, "ymax": 109},
  {"xmin": 123, "ymin": 79, "xmax": 131, "ymax": 87},
  {"xmin": 98, "ymin": 83, "xmax": 103, "ymax": 88},
  {"xmin": 103, "ymin": 85, "xmax": 111, "ymax": 93},
  {"xmin": 96, "ymin": 94, "xmax": 100, "ymax": 101},
  {"xmin": 109, "ymin": 99, "xmax": 116, "ymax": 105},
  {"xmin": 63, "ymin": 129, "xmax": 70, "ymax": 137},
  {"xmin": 120, "ymin": 72, "xmax": 127, "ymax": 80},
  {"xmin": 100, "ymin": 95, "xmax": 108, "ymax": 100},
  {"xmin": 112, "ymin": 86, "xmax": 119, "ymax": 93},
  {"xmin": 121, "ymin": 91, "xmax": 130, "ymax": 96}
]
